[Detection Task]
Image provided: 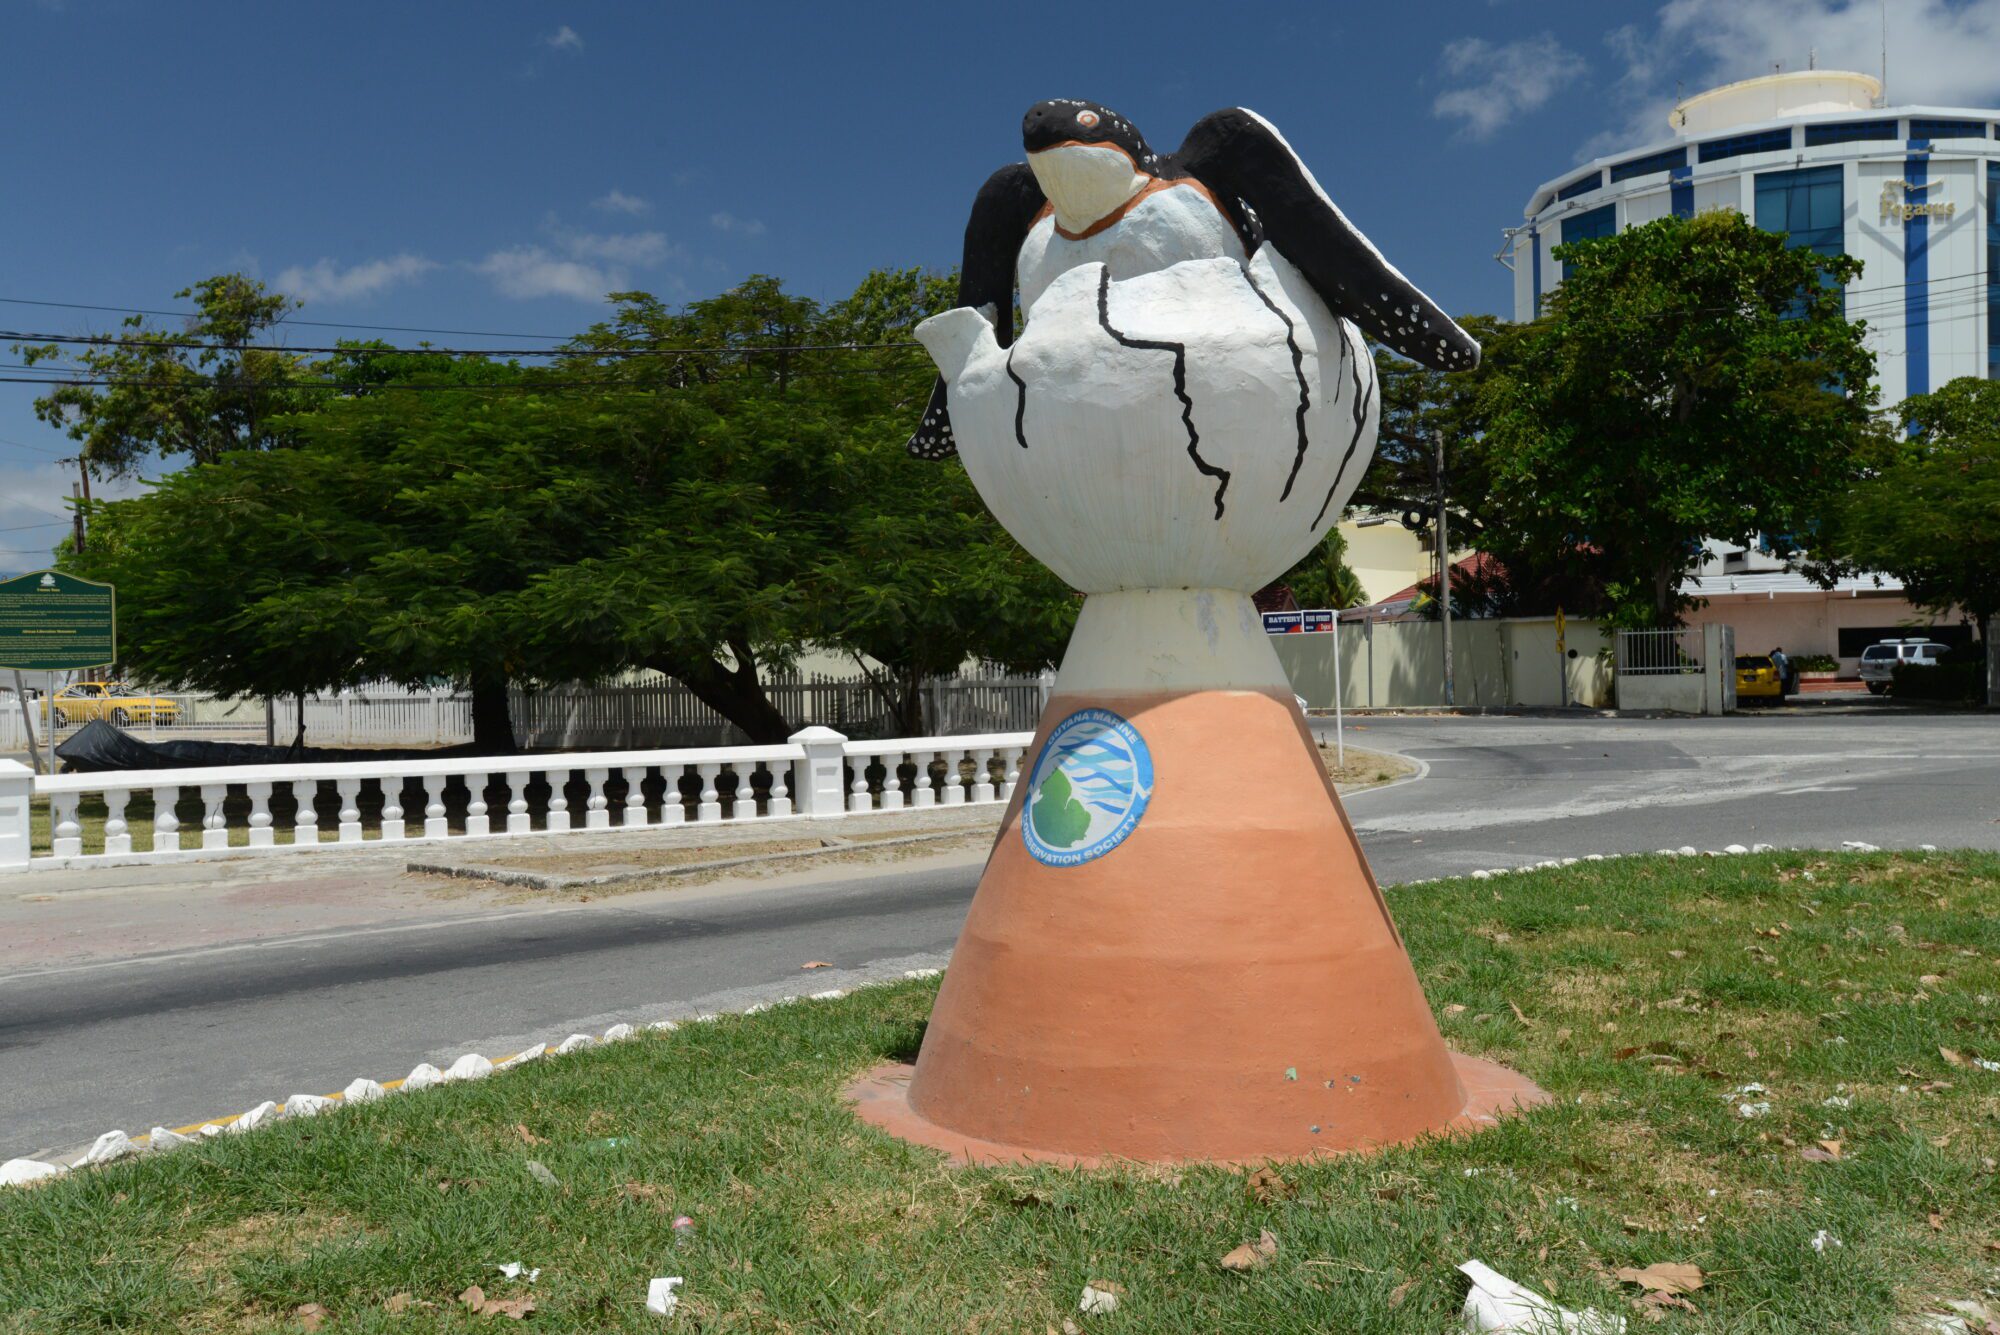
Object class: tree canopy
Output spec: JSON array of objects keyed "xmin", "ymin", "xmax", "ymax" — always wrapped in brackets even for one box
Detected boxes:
[
  {"xmin": 60, "ymin": 270, "xmax": 1075, "ymax": 747},
  {"xmin": 1470, "ymin": 209, "xmax": 1882, "ymax": 627},
  {"xmin": 1824, "ymin": 376, "xmax": 2000, "ymax": 657}
]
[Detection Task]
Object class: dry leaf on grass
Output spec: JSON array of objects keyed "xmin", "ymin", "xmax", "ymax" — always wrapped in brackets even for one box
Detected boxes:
[
  {"xmin": 1245, "ymin": 1167, "xmax": 1295, "ymax": 1202},
  {"xmin": 458, "ymin": 1284, "xmax": 536, "ymax": 1320},
  {"xmin": 1636, "ymin": 1289, "xmax": 1700, "ymax": 1320},
  {"xmin": 515, "ymin": 1124, "xmax": 545, "ymax": 1146},
  {"xmin": 1508, "ymin": 1000, "xmax": 1536, "ymax": 1028},
  {"xmin": 1388, "ymin": 1278, "xmax": 1416, "ymax": 1308},
  {"xmin": 383, "ymin": 1293, "xmax": 420, "ymax": 1313},
  {"xmin": 1442, "ymin": 1004, "xmax": 1468, "ymax": 1017},
  {"xmin": 1220, "ymin": 1229, "xmax": 1279, "ymax": 1272},
  {"xmin": 293, "ymin": 1303, "xmax": 327, "ymax": 1330},
  {"xmin": 1614, "ymin": 1262, "xmax": 1704, "ymax": 1295},
  {"xmin": 1941, "ymin": 1047, "xmax": 1967, "ymax": 1068},
  {"xmin": 1801, "ymin": 1140, "xmax": 1843, "ymax": 1162}
]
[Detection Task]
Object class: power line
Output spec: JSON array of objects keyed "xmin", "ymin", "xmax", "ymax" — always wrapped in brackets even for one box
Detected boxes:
[
  {"xmin": 0, "ymin": 519, "xmax": 68, "ymax": 533},
  {"xmin": 1, "ymin": 328, "xmax": 927, "ymax": 359},
  {"xmin": 0, "ymin": 295, "xmax": 578, "ymax": 342}
]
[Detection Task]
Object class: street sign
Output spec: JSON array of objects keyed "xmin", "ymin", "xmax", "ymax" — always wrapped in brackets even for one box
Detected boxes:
[
  {"xmin": 1262, "ymin": 611, "xmax": 1303, "ymax": 634},
  {"xmin": 0, "ymin": 570, "xmax": 116, "ymax": 671}
]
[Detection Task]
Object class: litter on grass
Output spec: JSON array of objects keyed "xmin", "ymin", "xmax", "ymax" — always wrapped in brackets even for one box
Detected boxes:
[
  {"xmin": 1458, "ymin": 1260, "xmax": 1625, "ymax": 1333},
  {"xmin": 646, "ymin": 1276, "xmax": 684, "ymax": 1315},
  {"xmin": 1079, "ymin": 1281, "xmax": 1124, "ymax": 1315},
  {"xmin": 496, "ymin": 1262, "xmax": 540, "ymax": 1283}
]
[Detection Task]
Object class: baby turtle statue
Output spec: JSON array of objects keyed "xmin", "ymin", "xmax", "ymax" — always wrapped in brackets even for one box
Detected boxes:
[{"xmin": 847, "ymin": 101, "xmax": 1546, "ymax": 1164}]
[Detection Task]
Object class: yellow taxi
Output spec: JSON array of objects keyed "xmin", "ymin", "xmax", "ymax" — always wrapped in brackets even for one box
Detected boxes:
[
  {"xmin": 1734, "ymin": 655, "xmax": 1784, "ymax": 703},
  {"xmin": 45, "ymin": 681, "xmax": 181, "ymax": 728}
]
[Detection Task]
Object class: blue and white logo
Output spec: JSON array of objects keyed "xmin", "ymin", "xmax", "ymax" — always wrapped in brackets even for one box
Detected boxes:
[{"xmin": 1021, "ymin": 708, "xmax": 1154, "ymax": 867}]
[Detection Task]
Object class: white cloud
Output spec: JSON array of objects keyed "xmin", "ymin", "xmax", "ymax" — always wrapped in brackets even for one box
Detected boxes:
[
  {"xmin": 474, "ymin": 222, "xmax": 678, "ymax": 301},
  {"xmin": 708, "ymin": 211, "xmax": 768, "ymax": 236},
  {"xmin": 543, "ymin": 24, "xmax": 582, "ymax": 51},
  {"xmin": 274, "ymin": 254, "xmax": 435, "ymax": 304},
  {"xmin": 1432, "ymin": 33, "xmax": 1589, "ymax": 139},
  {"xmin": 1655, "ymin": 0, "xmax": 2000, "ymax": 105},
  {"xmin": 592, "ymin": 188, "xmax": 651, "ymax": 215},
  {"xmin": 474, "ymin": 247, "xmax": 617, "ymax": 301},
  {"xmin": 1582, "ymin": 1, "xmax": 2000, "ymax": 161}
]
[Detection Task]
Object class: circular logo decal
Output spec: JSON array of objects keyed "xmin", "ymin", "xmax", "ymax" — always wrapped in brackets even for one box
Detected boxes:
[{"xmin": 1021, "ymin": 708, "xmax": 1154, "ymax": 867}]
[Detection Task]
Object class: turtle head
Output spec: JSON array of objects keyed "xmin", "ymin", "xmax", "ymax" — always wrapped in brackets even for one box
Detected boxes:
[{"xmin": 1022, "ymin": 100, "xmax": 1158, "ymax": 233}]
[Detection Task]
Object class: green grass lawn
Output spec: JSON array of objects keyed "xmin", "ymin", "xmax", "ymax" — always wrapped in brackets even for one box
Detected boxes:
[{"xmin": 3, "ymin": 851, "xmax": 1997, "ymax": 1332}]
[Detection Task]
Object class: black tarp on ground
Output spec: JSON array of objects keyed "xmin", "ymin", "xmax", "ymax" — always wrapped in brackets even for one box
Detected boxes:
[{"xmin": 54, "ymin": 720, "xmax": 487, "ymax": 773}]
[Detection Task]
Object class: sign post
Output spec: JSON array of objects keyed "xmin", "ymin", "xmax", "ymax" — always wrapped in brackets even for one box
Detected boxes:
[
  {"xmin": 1555, "ymin": 606, "xmax": 1569, "ymax": 709},
  {"xmin": 0, "ymin": 570, "xmax": 117, "ymax": 774}
]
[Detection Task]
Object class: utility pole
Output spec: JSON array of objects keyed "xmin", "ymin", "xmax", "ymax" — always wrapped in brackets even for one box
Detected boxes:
[{"xmin": 1435, "ymin": 431, "xmax": 1455, "ymax": 707}]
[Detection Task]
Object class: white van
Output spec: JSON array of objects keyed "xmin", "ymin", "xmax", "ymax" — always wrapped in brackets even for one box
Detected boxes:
[{"xmin": 1857, "ymin": 639, "xmax": 1952, "ymax": 695}]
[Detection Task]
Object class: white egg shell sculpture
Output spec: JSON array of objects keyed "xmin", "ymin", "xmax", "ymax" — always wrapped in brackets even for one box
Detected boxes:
[{"xmin": 916, "ymin": 250, "xmax": 1378, "ymax": 594}]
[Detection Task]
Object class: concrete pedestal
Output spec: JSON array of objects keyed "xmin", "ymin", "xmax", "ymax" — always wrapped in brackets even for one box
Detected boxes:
[{"xmin": 848, "ymin": 589, "xmax": 1546, "ymax": 1163}]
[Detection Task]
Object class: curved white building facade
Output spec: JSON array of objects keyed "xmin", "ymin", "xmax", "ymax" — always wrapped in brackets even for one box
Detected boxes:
[{"xmin": 1510, "ymin": 71, "xmax": 2000, "ymax": 407}]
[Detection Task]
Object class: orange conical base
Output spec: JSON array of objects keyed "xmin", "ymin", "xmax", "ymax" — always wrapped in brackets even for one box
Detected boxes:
[{"xmin": 848, "ymin": 684, "xmax": 1548, "ymax": 1164}]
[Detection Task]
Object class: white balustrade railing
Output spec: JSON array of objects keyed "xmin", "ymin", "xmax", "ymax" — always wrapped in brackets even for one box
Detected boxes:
[{"xmin": 0, "ymin": 726, "xmax": 1035, "ymax": 871}]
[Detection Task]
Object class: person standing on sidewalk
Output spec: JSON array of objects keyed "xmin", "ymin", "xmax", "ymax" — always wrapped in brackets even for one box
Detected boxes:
[{"xmin": 1770, "ymin": 645, "xmax": 1794, "ymax": 697}]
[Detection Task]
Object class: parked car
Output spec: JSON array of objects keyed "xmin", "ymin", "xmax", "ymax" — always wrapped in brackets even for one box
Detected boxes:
[
  {"xmin": 1857, "ymin": 639, "xmax": 1952, "ymax": 695},
  {"xmin": 1734, "ymin": 655, "xmax": 1784, "ymax": 703},
  {"xmin": 44, "ymin": 681, "xmax": 181, "ymax": 728}
]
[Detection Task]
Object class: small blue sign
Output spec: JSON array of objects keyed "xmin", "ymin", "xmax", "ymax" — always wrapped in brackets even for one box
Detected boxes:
[
  {"xmin": 1302, "ymin": 609, "xmax": 1334, "ymax": 632},
  {"xmin": 1262, "ymin": 611, "xmax": 1303, "ymax": 634},
  {"xmin": 1021, "ymin": 708, "xmax": 1155, "ymax": 868}
]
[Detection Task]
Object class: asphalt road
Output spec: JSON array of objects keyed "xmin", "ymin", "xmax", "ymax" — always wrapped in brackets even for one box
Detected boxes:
[{"xmin": 4, "ymin": 709, "xmax": 1996, "ymax": 1160}]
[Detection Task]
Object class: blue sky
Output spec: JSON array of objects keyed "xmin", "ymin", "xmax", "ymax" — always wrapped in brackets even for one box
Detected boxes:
[{"xmin": 6, "ymin": 0, "xmax": 2000, "ymax": 572}]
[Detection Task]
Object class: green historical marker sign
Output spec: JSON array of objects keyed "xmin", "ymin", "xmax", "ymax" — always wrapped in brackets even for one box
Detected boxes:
[{"xmin": 0, "ymin": 570, "xmax": 117, "ymax": 671}]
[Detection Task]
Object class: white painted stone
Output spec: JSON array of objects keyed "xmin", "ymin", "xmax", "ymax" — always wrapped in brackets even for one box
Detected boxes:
[
  {"xmin": 228, "ymin": 1102, "xmax": 279, "ymax": 1134},
  {"xmin": 444, "ymin": 1054, "xmax": 493, "ymax": 1082},
  {"xmin": 199, "ymin": 1123, "xmax": 224, "ymax": 1137},
  {"xmin": 554, "ymin": 1034, "xmax": 596, "ymax": 1056},
  {"xmin": 495, "ymin": 1044, "xmax": 547, "ymax": 1070},
  {"xmin": 342, "ymin": 1078, "xmax": 386, "ymax": 1103},
  {"xmin": 1584, "ymin": 854, "xmax": 1605, "ymax": 862},
  {"xmin": 1676, "ymin": 846, "xmax": 1698, "ymax": 857},
  {"xmin": 810, "ymin": 989, "xmax": 847, "ymax": 1001},
  {"xmin": 2, "ymin": 1157, "xmax": 65, "ymax": 1186},
  {"xmin": 646, "ymin": 1021, "xmax": 678, "ymax": 1033},
  {"xmin": 1752, "ymin": 843, "xmax": 1776, "ymax": 853},
  {"xmin": 1919, "ymin": 843, "xmax": 1938, "ymax": 852},
  {"xmin": 602, "ymin": 1023, "xmax": 635, "ymax": 1042},
  {"xmin": 903, "ymin": 969, "xmax": 942, "ymax": 980},
  {"xmin": 1841, "ymin": 841, "xmax": 1880, "ymax": 852},
  {"xmin": 1656, "ymin": 849, "xmax": 1676, "ymax": 856},
  {"xmin": 148, "ymin": 1127, "xmax": 193, "ymax": 1150},
  {"xmin": 400, "ymin": 1064, "xmax": 444, "ymax": 1093},
  {"xmin": 74, "ymin": 1130, "xmax": 135, "ymax": 1166},
  {"xmin": 1723, "ymin": 844, "xmax": 1749, "ymax": 855},
  {"xmin": 283, "ymin": 1094, "xmax": 335, "ymax": 1118},
  {"xmin": 1471, "ymin": 870, "xmax": 1491, "ymax": 881}
]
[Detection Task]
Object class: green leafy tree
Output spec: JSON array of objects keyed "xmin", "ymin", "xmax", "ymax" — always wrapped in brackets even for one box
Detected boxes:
[
  {"xmin": 1274, "ymin": 525, "xmax": 1367, "ymax": 610},
  {"xmin": 68, "ymin": 372, "xmax": 623, "ymax": 750},
  {"xmin": 15, "ymin": 275, "xmax": 311, "ymax": 480},
  {"xmin": 1478, "ymin": 210, "xmax": 1881, "ymax": 627},
  {"xmin": 1825, "ymin": 376, "xmax": 2000, "ymax": 699}
]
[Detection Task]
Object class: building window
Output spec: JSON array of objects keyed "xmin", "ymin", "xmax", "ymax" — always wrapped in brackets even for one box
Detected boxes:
[
  {"xmin": 1560, "ymin": 204, "xmax": 1616, "ymax": 281},
  {"xmin": 1988, "ymin": 165, "xmax": 1999, "ymax": 379},
  {"xmin": 1755, "ymin": 165, "xmax": 1845, "ymax": 314},
  {"xmin": 1609, "ymin": 147, "xmax": 1687, "ymax": 183},
  {"xmin": 1700, "ymin": 127, "xmax": 1794, "ymax": 162},
  {"xmin": 1908, "ymin": 118, "xmax": 1988, "ymax": 141},
  {"xmin": 1555, "ymin": 172, "xmax": 1602, "ymax": 201},
  {"xmin": 1804, "ymin": 119, "xmax": 1898, "ymax": 146}
]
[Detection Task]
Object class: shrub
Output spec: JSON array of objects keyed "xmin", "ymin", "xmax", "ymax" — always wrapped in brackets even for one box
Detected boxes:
[
  {"xmin": 1890, "ymin": 653, "xmax": 1982, "ymax": 702},
  {"xmin": 1794, "ymin": 653, "xmax": 1838, "ymax": 672}
]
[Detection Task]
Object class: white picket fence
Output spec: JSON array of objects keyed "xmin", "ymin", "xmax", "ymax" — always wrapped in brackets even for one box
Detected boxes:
[{"xmin": 0, "ymin": 727, "xmax": 1034, "ymax": 871}]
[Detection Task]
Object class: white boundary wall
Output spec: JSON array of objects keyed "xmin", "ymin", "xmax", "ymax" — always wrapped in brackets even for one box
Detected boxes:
[{"xmin": 0, "ymin": 727, "xmax": 1034, "ymax": 873}]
